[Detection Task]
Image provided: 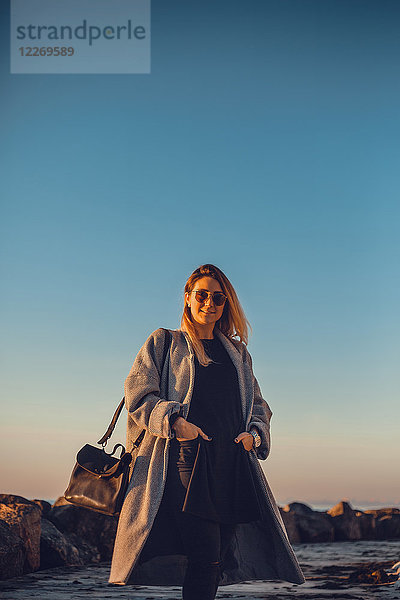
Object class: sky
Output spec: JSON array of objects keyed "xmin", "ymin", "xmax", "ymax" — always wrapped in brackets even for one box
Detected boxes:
[{"xmin": 1, "ymin": 0, "xmax": 399, "ymax": 510}]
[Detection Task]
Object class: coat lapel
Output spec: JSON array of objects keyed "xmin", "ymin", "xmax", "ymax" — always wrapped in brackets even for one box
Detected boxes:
[{"xmin": 214, "ymin": 329, "xmax": 249, "ymax": 424}]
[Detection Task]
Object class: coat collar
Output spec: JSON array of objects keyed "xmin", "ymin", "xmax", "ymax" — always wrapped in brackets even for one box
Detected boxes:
[
  {"xmin": 215, "ymin": 329, "xmax": 248, "ymax": 422},
  {"xmin": 180, "ymin": 327, "xmax": 241, "ymax": 359}
]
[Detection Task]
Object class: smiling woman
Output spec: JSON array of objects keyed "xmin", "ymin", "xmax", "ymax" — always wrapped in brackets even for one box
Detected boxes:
[
  {"xmin": 181, "ymin": 265, "xmax": 250, "ymax": 369},
  {"xmin": 109, "ymin": 263, "xmax": 305, "ymax": 598},
  {"xmin": 186, "ymin": 278, "xmax": 227, "ymax": 337}
]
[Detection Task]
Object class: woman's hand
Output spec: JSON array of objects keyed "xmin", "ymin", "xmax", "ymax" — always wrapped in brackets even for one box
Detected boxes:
[
  {"xmin": 172, "ymin": 417, "xmax": 212, "ymax": 442},
  {"xmin": 234, "ymin": 431, "xmax": 254, "ymax": 452}
]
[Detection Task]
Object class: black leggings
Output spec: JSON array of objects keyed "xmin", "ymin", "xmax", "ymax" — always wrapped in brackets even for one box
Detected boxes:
[{"xmin": 164, "ymin": 438, "xmax": 237, "ymax": 600}]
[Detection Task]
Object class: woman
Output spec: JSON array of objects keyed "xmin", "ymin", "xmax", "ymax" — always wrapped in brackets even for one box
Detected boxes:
[{"xmin": 109, "ymin": 264, "xmax": 305, "ymax": 597}]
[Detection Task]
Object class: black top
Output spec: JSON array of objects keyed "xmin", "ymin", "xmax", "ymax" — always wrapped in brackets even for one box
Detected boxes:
[{"xmin": 179, "ymin": 336, "xmax": 261, "ymax": 524}]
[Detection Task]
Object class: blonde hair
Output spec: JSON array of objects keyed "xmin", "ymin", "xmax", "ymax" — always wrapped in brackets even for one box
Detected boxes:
[{"xmin": 179, "ymin": 264, "xmax": 252, "ymax": 366}]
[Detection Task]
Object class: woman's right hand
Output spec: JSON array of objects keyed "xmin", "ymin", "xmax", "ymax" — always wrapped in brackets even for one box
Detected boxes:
[{"xmin": 172, "ymin": 417, "xmax": 212, "ymax": 442}]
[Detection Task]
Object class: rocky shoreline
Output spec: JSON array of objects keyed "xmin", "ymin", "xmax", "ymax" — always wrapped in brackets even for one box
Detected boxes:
[
  {"xmin": 0, "ymin": 541, "xmax": 399, "ymax": 599},
  {"xmin": 1, "ymin": 493, "xmax": 399, "ymax": 597}
]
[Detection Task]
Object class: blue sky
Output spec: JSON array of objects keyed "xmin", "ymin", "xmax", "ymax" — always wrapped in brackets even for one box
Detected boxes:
[{"xmin": 1, "ymin": 0, "xmax": 399, "ymax": 508}]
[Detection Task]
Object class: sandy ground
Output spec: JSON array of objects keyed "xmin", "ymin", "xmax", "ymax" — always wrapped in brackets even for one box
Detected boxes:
[{"xmin": 0, "ymin": 540, "xmax": 399, "ymax": 600}]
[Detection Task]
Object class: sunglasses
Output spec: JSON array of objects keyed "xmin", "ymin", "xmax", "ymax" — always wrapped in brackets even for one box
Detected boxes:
[{"xmin": 190, "ymin": 290, "xmax": 227, "ymax": 306}]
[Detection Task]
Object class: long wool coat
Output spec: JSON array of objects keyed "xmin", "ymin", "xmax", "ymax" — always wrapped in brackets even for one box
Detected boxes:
[{"xmin": 109, "ymin": 327, "xmax": 305, "ymax": 586}]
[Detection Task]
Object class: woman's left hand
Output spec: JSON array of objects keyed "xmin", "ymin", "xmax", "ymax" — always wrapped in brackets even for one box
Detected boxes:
[{"xmin": 234, "ymin": 432, "xmax": 254, "ymax": 452}]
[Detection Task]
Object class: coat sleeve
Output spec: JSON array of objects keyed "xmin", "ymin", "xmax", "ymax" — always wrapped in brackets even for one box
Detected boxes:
[
  {"xmin": 243, "ymin": 345, "xmax": 273, "ymax": 461},
  {"xmin": 124, "ymin": 328, "xmax": 182, "ymax": 439}
]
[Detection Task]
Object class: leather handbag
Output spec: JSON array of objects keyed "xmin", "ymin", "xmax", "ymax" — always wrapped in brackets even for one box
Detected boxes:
[{"xmin": 64, "ymin": 328, "xmax": 172, "ymax": 517}]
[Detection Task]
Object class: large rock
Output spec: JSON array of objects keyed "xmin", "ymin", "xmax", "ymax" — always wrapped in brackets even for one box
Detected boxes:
[
  {"xmin": 32, "ymin": 499, "xmax": 52, "ymax": 518},
  {"xmin": 375, "ymin": 514, "xmax": 400, "ymax": 539},
  {"xmin": 64, "ymin": 531, "xmax": 101, "ymax": 564},
  {"xmin": 354, "ymin": 510, "xmax": 376, "ymax": 539},
  {"xmin": 327, "ymin": 501, "xmax": 362, "ymax": 541},
  {"xmin": 40, "ymin": 517, "xmax": 101, "ymax": 569},
  {"xmin": 283, "ymin": 502, "xmax": 315, "ymax": 516},
  {"xmin": 53, "ymin": 496, "xmax": 71, "ymax": 508},
  {"xmin": 48, "ymin": 496, "xmax": 117, "ymax": 560},
  {"xmin": 363, "ymin": 507, "xmax": 400, "ymax": 539},
  {"xmin": 0, "ymin": 495, "xmax": 41, "ymax": 573},
  {"xmin": 279, "ymin": 507, "xmax": 301, "ymax": 543},
  {"xmin": 40, "ymin": 518, "xmax": 81, "ymax": 569},
  {"xmin": 364, "ymin": 508, "xmax": 400, "ymax": 516},
  {"xmin": 282, "ymin": 502, "xmax": 334, "ymax": 543},
  {"xmin": 0, "ymin": 520, "xmax": 25, "ymax": 580}
]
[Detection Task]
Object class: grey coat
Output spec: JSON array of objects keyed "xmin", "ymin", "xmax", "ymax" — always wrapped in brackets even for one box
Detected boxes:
[{"xmin": 109, "ymin": 327, "xmax": 305, "ymax": 586}]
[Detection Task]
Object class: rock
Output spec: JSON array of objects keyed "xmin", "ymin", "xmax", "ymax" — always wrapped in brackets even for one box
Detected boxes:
[
  {"xmin": 0, "ymin": 520, "xmax": 25, "ymax": 580},
  {"xmin": 354, "ymin": 510, "xmax": 376, "ymax": 540},
  {"xmin": 369, "ymin": 568, "xmax": 395, "ymax": 583},
  {"xmin": 327, "ymin": 501, "xmax": 362, "ymax": 541},
  {"xmin": 361, "ymin": 508, "xmax": 400, "ymax": 539},
  {"xmin": 364, "ymin": 507, "xmax": 400, "ymax": 516},
  {"xmin": 375, "ymin": 514, "xmax": 400, "ymax": 539},
  {"xmin": 64, "ymin": 532, "xmax": 101, "ymax": 564},
  {"xmin": 40, "ymin": 517, "xmax": 101, "ymax": 570},
  {"xmin": 0, "ymin": 494, "xmax": 41, "ymax": 573},
  {"xmin": 48, "ymin": 497, "xmax": 117, "ymax": 560},
  {"xmin": 53, "ymin": 496, "xmax": 71, "ymax": 508},
  {"xmin": 279, "ymin": 508, "xmax": 301, "ymax": 543},
  {"xmin": 347, "ymin": 560, "xmax": 398, "ymax": 584},
  {"xmin": 32, "ymin": 499, "xmax": 52, "ymax": 517},
  {"xmin": 282, "ymin": 503, "xmax": 334, "ymax": 543},
  {"xmin": 0, "ymin": 494, "xmax": 34, "ymax": 506},
  {"xmin": 40, "ymin": 518, "xmax": 81, "ymax": 569},
  {"xmin": 283, "ymin": 502, "xmax": 315, "ymax": 516}
]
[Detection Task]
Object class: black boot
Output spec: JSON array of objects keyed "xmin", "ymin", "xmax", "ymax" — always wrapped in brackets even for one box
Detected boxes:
[{"xmin": 183, "ymin": 559, "xmax": 221, "ymax": 600}]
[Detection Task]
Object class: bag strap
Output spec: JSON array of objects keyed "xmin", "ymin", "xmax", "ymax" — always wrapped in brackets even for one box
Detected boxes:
[{"xmin": 97, "ymin": 328, "xmax": 172, "ymax": 446}]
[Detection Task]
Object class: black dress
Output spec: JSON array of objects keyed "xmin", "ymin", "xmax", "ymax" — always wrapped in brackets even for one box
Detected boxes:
[{"xmin": 174, "ymin": 337, "xmax": 262, "ymax": 524}]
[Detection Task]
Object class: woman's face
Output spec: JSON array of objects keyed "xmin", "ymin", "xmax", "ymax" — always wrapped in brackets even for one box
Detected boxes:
[{"xmin": 185, "ymin": 276, "xmax": 226, "ymax": 331}]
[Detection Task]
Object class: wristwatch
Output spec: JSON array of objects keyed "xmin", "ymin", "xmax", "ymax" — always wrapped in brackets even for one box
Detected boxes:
[{"xmin": 250, "ymin": 428, "xmax": 261, "ymax": 448}]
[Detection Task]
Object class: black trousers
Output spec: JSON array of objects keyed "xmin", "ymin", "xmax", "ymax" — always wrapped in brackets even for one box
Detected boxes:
[{"xmin": 164, "ymin": 437, "xmax": 237, "ymax": 600}]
